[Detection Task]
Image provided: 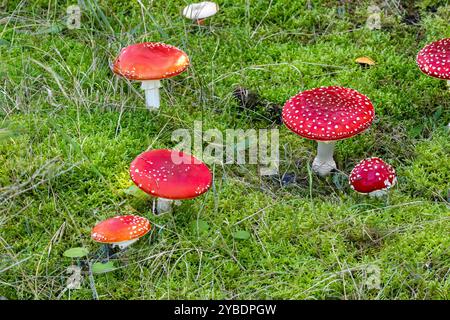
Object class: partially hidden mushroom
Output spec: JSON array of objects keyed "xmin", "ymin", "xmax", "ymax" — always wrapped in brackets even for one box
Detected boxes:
[
  {"xmin": 130, "ymin": 149, "xmax": 212, "ymax": 214},
  {"xmin": 349, "ymin": 157, "xmax": 396, "ymax": 197},
  {"xmin": 416, "ymin": 38, "xmax": 450, "ymax": 127},
  {"xmin": 182, "ymin": 1, "xmax": 219, "ymax": 25},
  {"xmin": 417, "ymin": 38, "xmax": 450, "ymax": 88},
  {"xmin": 113, "ymin": 42, "xmax": 189, "ymax": 110},
  {"xmin": 91, "ymin": 215, "xmax": 151, "ymax": 249},
  {"xmin": 282, "ymin": 86, "xmax": 375, "ymax": 176}
]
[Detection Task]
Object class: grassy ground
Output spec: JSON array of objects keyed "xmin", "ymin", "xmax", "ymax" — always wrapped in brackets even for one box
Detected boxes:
[{"xmin": 1, "ymin": 0, "xmax": 449, "ymax": 299}]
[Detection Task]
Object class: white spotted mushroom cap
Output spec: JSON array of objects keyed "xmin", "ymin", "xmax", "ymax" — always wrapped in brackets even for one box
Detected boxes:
[
  {"xmin": 349, "ymin": 157, "xmax": 397, "ymax": 195},
  {"xmin": 91, "ymin": 215, "xmax": 151, "ymax": 244},
  {"xmin": 416, "ymin": 38, "xmax": 450, "ymax": 80},
  {"xmin": 113, "ymin": 42, "xmax": 189, "ymax": 81},
  {"xmin": 282, "ymin": 86, "xmax": 375, "ymax": 141},
  {"xmin": 130, "ymin": 149, "xmax": 212, "ymax": 200},
  {"xmin": 182, "ymin": 2, "xmax": 219, "ymax": 20}
]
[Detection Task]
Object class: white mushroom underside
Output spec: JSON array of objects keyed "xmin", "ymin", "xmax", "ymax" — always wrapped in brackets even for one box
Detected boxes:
[
  {"xmin": 368, "ymin": 189, "xmax": 388, "ymax": 197},
  {"xmin": 111, "ymin": 238, "xmax": 139, "ymax": 249},
  {"xmin": 182, "ymin": 1, "xmax": 218, "ymax": 20},
  {"xmin": 156, "ymin": 197, "xmax": 174, "ymax": 214}
]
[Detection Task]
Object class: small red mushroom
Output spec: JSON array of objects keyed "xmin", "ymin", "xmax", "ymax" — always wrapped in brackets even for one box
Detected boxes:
[
  {"xmin": 349, "ymin": 157, "xmax": 396, "ymax": 197},
  {"xmin": 113, "ymin": 42, "xmax": 190, "ymax": 110},
  {"xmin": 130, "ymin": 149, "xmax": 212, "ymax": 214},
  {"xmin": 416, "ymin": 38, "xmax": 450, "ymax": 127},
  {"xmin": 282, "ymin": 86, "xmax": 375, "ymax": 176},
  {"xmin": 91, "ymin": 215, "xmax": 151, "ymax": 249}
]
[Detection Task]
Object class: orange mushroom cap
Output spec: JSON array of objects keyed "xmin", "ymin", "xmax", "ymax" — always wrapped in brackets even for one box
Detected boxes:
[
  {"xmin": 112, "ymin": 42, "xmax": 189, "ymax": 81},
  {"xmin": 91, "ymin": 215, "xmax": 151, "ymax": 244}
]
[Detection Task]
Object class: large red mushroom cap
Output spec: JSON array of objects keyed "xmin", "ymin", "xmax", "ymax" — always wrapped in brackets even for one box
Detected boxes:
[
  {"xmin": 282, "ymin": 86, "xmax": 375, "ymax": 141},
  {"xmin": 416, "ymin": 38, "xmax": 450, "ymax": 80},
  {"xmin": 130, "ymin": 149, "xmax": 212, "ymax": 200},
  {"xmin": 112, "ymin": 42, "xmax": 189, "ymax": 81},
  {"xmin": 91, "ymin": 215, "xmax": 151, "ymax": 244},
  {"xmin": 349, "ymin": 157, "xmax": 396, "ymax": 195}
]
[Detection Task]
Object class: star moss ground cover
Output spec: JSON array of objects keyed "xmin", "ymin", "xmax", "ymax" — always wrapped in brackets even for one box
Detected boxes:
[{"xmin": 0, "ymin": 0, "xmax": 449, "ymax": 299}]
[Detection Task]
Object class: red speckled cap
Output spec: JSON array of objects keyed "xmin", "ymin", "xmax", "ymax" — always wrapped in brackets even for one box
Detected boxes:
[
  {"xmin": 349, "ymin": 157, "xmax": 396, "ymax": 194},
  {"xmin": 416, "ymin": 38, "xmax": 450, "ymax": 80},
  {"xmin": 129, "ymin": 149, "xmax": 212, "ymax": 200},
  {"xmin": 91, "ymin": 215, "xmax": 151, "ymax": 244},
  {"xmin": 113, "ymin": 42, "xmax": 189, "ymax": 80},
  {"xmin": 282, "ymin": 86, "xmax": 375, "ymax": 141}
]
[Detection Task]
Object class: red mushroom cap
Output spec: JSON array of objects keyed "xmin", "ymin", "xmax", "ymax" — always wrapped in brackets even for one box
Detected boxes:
[
  {"xmin": 349, "ymin": 157, "xmax": 396, "ymax": 194},
  {"xmin": 112, "ymin": 42, "xmax": 189, "ymax": 81},
  {"xmin": 416, "ymin": 38, "xmax": 450, "ymax": 80},
  {"xmin": 282, "ymin": 86, "xmax": 375, "ymax": 141},
  {"xmin": 91, "ymin": 215, "xmax": 151, "ymax": 244},
  {"xmin": 130, "ymin": 149, "xmax": 212, "ymax": 200}
]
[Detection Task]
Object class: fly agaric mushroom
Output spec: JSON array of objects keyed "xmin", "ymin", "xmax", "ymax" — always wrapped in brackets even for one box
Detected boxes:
[
  {"xmin": 130, "ymin": 149, "xmax": 212, "ymax": 214},
  {"xmin": 349, "ymin": 157, "xmax": 396, "ymax": 197},
  {"xmin": 113, "ymin": 42, "xmax": 189, "ymax": 110},
  {"xmin": 417, "ymin": 38, "xmax": 450, "ymax": 87},
  {"xmin": 416, "ymin": 38, "xmax": 450, "ymax": 127},
  {"xmin": 282, "ymin": 86, "xmax": 375, "ymax": 176},
  {"xmin": 91, "ymin": 215, "xmax": 151, "ymax": 249},
  {"xmin": 182, "ymin": 2, "xmax": 219, "ymax": 25}
]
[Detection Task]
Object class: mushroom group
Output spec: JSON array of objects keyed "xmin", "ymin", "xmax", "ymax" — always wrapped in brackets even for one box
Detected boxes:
[{"xmin": 82, "ymin": 3, "xmax": 450, "ymax": 268}]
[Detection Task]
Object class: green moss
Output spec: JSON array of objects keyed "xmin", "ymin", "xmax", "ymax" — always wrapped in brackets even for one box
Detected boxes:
[{"xmin": 1, "ymin": 0, "xmax": 449, "ymax": 300}]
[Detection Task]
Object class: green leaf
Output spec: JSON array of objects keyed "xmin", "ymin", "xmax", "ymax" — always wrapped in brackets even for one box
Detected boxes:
[
  {"xmin": 232, "ymin": 230, "xmax": 251, "ymax": 240},
  {"xmin": 191, "ymin": 220, "xmax": 209, "ymax": 234},
  {"xmin": 92, "ymin": 261, "xmax": 115, "ymax": 274},
  {"xmin": 63, "ymin": 247, "xmax": 89, "ymax": 258},
  {"xmin": 0, "ymin": 39, "xmax": 10, "ymax": 46}
]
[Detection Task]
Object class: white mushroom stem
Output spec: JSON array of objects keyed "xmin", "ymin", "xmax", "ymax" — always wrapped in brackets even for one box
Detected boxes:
[
  {"xmin": 156, "ymin": 198, "xmax": 174, "ymax": 214},
  {"xmin": 141, "ymin": 80, "xmax": 161, "ymax": 110},
  {"xmin": 447, "ymin": 81, "xmax": 450, "ymax": 128},
  {"xmin": 112, "ymin": 239, "xmax": 139, "ymax": 250},
  {"xmin": 312, "ymin": 141, "xmax": 337, "ymax": 176},
  {"xmin": 368, "ymin": 189, "xmax": 388, "ymax": 198}
]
